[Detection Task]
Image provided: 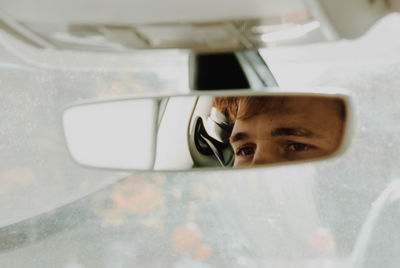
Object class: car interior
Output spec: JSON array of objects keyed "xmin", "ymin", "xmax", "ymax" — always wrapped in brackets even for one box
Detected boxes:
[{"xmin": 1, "ymin": 0, "xmax": 400, "ymax": 267}]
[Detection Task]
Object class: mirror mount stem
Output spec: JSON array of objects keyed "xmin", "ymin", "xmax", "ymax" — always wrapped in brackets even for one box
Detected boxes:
[{"xmin": 189, "ymin": 50, "xmax": 278, "ymax": 91}]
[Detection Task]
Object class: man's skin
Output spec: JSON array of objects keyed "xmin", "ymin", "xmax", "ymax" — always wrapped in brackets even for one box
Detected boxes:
[{"xmin": 230, "ymin": 98, "xmax": 345, "ymax": 167}]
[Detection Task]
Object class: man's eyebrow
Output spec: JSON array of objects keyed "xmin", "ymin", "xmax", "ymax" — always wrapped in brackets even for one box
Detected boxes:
[
  {"xmin": 230, "ymin": 132, "xmax": 249, "ymax": 143},
  {"xmin": 271, "ymin": 127, "xmax": 314, "ymax": 137}
]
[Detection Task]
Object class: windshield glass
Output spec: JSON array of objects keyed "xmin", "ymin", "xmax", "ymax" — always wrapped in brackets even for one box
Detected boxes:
[{"xmin": 1, "ymin": 14, "xmax": 400, "ymax": 268}]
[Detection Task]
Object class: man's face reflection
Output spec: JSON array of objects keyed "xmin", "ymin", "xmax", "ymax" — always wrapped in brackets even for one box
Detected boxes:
[{"xmin": 226, "ymin": 97, "xmax": 345, "ymax": 167}]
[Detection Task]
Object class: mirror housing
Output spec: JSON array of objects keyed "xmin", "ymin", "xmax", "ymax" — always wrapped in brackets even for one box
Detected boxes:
[{"xmin": 63, "ymin": 89, "xmax": 352, "ymax": 172}]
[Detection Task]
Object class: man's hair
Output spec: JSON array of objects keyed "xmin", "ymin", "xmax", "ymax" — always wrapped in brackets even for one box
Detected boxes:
[{"xmin": 213, "ymin": 96, "xmax": 346, "ymax": 123}]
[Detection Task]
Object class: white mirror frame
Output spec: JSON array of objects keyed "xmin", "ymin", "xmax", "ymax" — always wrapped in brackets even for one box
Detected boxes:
[{"xmin": 62, "ymin": 87, "xmax": 354, "ymax": 172}]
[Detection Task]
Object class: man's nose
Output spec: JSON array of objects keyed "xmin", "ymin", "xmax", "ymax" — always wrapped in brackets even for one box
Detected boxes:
[{"xmin": 251, "ymin": 145, "xmax": 281, "ymax": 166}]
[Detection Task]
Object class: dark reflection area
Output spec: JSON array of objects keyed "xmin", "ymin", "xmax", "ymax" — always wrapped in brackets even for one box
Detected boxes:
[
  {"xmin": 208, "ymin": 95, "xmax": 346, "ymax": 168},
  {"xmin": 190, "ymin": 52, "xmax": 251, "ymax": 90},
  {"xmin": 189, "ymin": 51, "xmax": 278, "ymax": 91}
]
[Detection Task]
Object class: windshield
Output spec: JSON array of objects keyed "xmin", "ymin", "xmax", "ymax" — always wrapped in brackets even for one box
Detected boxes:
[{"xmin": 1, "ymin": 14, "xmax": 400, "ymax": 268}]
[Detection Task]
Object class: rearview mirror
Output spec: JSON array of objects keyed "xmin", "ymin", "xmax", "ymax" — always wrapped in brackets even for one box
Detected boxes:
[{"xmin": 63, "ymin": 90, "xmax": 350, "ymax": 171}]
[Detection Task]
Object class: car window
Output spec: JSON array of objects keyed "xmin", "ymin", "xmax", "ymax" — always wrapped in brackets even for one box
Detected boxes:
[{"xmin": 0, "ymin": 44, "xmax": 187, "ymax": 228}]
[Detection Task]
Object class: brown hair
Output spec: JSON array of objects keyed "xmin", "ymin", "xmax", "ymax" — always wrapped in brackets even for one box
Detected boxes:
[
  {"xmin": 213, "ymin": 96, "xmax": 346, "ymax": 122},
  {"xmin": 213, "ymin": 96, "xmax": 286, "ymax": 122}
]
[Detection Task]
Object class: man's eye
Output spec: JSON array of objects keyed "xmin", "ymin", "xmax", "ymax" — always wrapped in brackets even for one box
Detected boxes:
[
  {"xmin": 236, "ymin": 146, "xmax": 255, "ymax": 156},
  {"xmin": 285, "ymin": 143, "xmax": 314, "ymax": 152}
]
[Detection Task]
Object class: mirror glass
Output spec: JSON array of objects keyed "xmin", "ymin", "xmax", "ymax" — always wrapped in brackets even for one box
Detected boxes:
[
  {"xmin": 63, "ymin": 93, "xmax": 348, "ymax": 171},
  {"xmin": 63, "ymin": 99, "xmax": 158, "ymax": 170}
]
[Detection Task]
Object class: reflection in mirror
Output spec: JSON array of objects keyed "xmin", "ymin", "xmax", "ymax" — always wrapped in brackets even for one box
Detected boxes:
[
  {"xmin": 63, "ymin": 93, "xmax": 348, "ymax": 171},
  {"xmin": 209, "ymin": 95, "xmax": 346, "ymax": 167}
]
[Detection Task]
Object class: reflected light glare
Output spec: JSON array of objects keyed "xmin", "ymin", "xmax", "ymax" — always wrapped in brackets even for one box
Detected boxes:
[{"xmin": 260, "ymin": 21, "xmax": 320, "ymax": 43}]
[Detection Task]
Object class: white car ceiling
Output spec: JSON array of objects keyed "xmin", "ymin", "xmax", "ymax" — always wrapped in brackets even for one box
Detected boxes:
[{"xmin": 0, "ymin": 0, "xmax": 308, "ymax": 24}]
